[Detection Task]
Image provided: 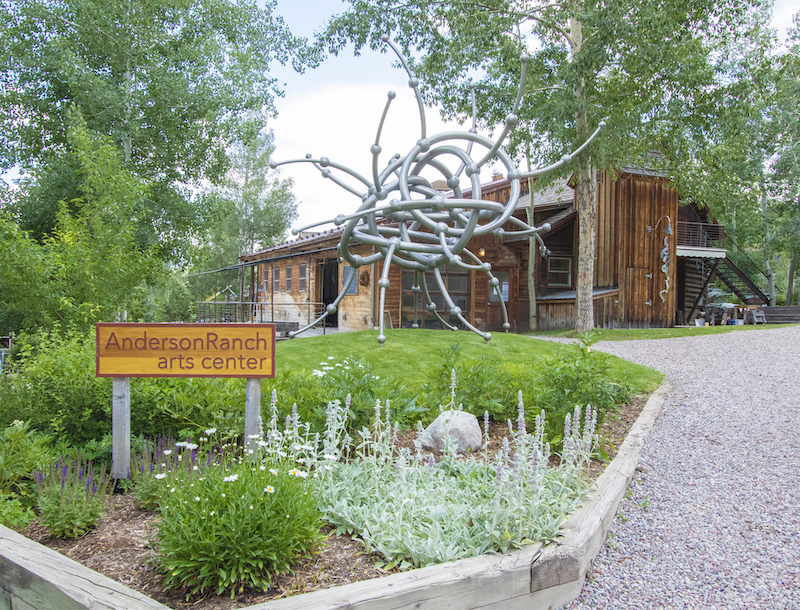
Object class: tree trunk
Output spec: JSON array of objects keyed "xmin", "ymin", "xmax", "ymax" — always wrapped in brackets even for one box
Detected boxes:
[
  {"xmin": 787, "ymin": 256, "xmax": 796, "ymax": 306},
  {"xmin": 575, "ymin": 159, "xmax": 597, "ymax": 332},
  {"xmin": 570, "ymin": 3, "xmax": 595, "ymax": 332},
  {"xmin": 759, "ymin": 171, "xmax": 775, "ymax": 304}
]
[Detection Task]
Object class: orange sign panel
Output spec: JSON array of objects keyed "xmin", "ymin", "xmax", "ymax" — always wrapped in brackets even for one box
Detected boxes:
[{"xmin": 96, "ymin": 323, "xmax": 276, "ymax": 378}]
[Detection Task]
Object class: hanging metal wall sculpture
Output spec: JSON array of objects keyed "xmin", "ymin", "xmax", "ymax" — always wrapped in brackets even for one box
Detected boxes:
[{"xmin": 272, "ymin": 36, "xmax": 605, "ymax": 345}]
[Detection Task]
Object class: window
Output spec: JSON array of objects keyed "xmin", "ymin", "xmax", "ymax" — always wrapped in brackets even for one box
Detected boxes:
[
  {"xmin": 547, "ymin": 256, "xmax": 572, "ymax": 287},
  {"xmin": 400, "ymin": 264, "xmax": 469, "ymax": 328},
  {"xmin": 285, "ymin": 265, "xmax": 292, "ymax": 292},
  {"xmin": 298, "ymin": 264, "xmax": 306, "ymax": 292},
  {"xmin": 273, "ymin": 267, "xmax": 280, "ymax": 293},
  {"xmin": 343, "ymin": 266, "xmax": 357, "ymax": 295}
]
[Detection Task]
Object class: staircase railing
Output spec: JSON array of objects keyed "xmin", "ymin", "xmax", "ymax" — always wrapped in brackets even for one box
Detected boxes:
[{"xmin": 725, "ymin": 239, "xmax": 771, "ymax": 303}]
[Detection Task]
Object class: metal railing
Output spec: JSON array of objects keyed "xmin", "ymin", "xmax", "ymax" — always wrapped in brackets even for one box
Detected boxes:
[
  {"xmin": 676, "ymin": 221, "xmax": 725, "ymax": 249},
  {"xmin": 194, "ymin": 301, "xmax": 327, "ymax": 326}
]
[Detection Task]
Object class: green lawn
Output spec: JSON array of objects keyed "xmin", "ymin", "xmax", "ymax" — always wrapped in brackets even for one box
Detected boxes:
[{"xmin": 275, "ymin": 329, "xmax": 663, "ymax": 395}]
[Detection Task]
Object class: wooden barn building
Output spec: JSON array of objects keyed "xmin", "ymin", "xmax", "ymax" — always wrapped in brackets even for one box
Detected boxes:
[{"xmin": 235, "ymin": 169, "xmax": 767, "ymax": 334}]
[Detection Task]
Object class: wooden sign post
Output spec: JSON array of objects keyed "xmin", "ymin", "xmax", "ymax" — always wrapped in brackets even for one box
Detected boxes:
[{"xmin": 96, "ymin": 323, "xmax": 276, "ymax": 479}]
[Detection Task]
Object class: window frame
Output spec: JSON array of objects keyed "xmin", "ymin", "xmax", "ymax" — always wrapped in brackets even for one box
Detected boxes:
[{"xmin": 547, "ymin": 256, "xmax": 573, "ymax": 288}]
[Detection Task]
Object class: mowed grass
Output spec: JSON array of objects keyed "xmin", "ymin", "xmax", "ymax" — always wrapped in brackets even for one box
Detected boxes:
[
  {"xmin": 529, "ymin": 323, "xmax": 797, "ymax": 342},
  {"xmin": 274, "ymin": 329, "xmax": 663, "ymax": 395}
]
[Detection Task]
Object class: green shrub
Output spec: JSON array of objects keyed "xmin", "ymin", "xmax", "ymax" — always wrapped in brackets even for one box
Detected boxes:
[
  {"xmin": 35, "ymin": 454, "xmax": 111, "ymax": 538},
  {"xmin": 265, "ymin": 356, "xmax": 420, "ymax": 434},
  {"xmin": 133, "ymin": 377, "xmax": 247, "ymax": 442},
  {"xmin": 519, "ymin": 335, "xmax": 630, "ymax": 447},
  {"xmin": 155, "ymin": 457, "xmax": 323, "ymax": 598},
  {"xmin": 0, "ymin": 420, "xmax": 52, "ymax": 506},
  {"xmin": 0, "ymin": 492, "xmax": 35, "ymax": 530},
  {"xmin": 421, "ymin": 345, "xmax": 517, "ymax": 422},
  {"xmin": 0, "ymin": 328, "xmax": 110, "ymax": 445}
]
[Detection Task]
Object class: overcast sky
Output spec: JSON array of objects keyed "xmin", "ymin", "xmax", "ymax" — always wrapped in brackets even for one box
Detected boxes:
[{"xmin": 269, "ymin": 0, "xmax": 799, "ymax": 235}]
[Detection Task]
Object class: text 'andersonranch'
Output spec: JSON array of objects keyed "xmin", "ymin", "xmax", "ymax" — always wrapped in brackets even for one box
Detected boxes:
[{"xmin": 103, "ymin": 330, "xmax": 272, "ymax": 372}]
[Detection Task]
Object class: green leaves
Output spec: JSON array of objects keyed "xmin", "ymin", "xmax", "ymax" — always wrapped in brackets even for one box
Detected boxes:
[{"xmin": 155, "ymin": 457, "xmax": 322, "ymax": 598}]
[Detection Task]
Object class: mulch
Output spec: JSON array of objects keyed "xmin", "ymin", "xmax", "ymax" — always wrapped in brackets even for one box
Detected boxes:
[{"xmin": 21, "ymin": 395, "xmax": 648, "ymax": 610}]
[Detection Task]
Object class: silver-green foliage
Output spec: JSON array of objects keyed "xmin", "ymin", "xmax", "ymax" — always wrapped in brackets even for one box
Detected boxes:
[{"xmin": 320, "ymin": 395, "xmax": 597, "ymax": 568}]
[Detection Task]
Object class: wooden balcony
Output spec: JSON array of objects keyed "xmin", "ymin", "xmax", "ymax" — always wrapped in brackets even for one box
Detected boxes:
[{"xmin": 676, "ymin": 222, "xmax": 726, "ymax": 258}]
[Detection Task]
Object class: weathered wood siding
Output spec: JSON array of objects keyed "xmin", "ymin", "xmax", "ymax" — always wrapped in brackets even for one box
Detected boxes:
[
  {"xmin": 536, "ymin": 293, "xmax": 622, "ymax": 332},
  {"xmin": 613, "ymin": 174, "xmax": 678, "ymax": 328},
  {"xmin": 594, "ymin": 171, "xmax": 617, "ymax": 288}
]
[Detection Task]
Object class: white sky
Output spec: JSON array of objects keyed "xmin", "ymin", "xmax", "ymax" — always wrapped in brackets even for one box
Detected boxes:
[
  {"xmin": 268, "ymin": 0, "xmax": 491, "ymax": 234},
  {"xmin": 268, "ymin": 0, "xmax": 799, "ymax": 236}
]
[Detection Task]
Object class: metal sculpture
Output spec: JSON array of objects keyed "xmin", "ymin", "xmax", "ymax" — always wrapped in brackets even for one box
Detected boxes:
[
  {"xmin": 648, "ymin": 215, "xmax": 673, "ymax": 302},
  {"xmin": 271, "ymin": 36, "xmax": 605, "ymax": 345}
]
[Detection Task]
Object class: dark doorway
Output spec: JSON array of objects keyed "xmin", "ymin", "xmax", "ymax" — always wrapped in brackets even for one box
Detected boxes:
[{"xmin": 321, "ymin": 258, "xmax": 339, "ymax": 327}]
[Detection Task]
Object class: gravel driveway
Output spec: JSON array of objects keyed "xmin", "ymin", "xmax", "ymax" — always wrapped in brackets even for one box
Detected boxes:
[{"xmin": 559, "ymin": 325, "xmax": 800, "ymax": 609}]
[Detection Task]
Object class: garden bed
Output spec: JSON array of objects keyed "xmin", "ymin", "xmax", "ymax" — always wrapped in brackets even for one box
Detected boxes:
[{"xmin": 0, "ymin": 392, "xmax": 659, "ymax": 610}]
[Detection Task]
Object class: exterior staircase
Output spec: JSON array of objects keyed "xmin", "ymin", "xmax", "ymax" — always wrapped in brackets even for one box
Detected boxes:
[
  {"xmin": 678, "ymin": 221, "xmax": 770, "ymax": 323},
  {"xmin": 713, "ymin": 257, "xmax": 770, "ymax": 305}
]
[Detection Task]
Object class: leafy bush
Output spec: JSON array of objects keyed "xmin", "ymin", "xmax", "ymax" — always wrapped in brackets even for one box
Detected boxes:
[
  {"xmin": 264, "ymin": 356, "xmax": 420, "ymax": 434},
  {"xmin": 518, "ymin": 335, "xmax": 630, "ymax": 447},
  {"xmin": 0, "ymin": 492, "xmax": 35, "ymax": 530},
  {"xmin": 155, "ymin": 457, "xmax": 323, "ymax": 598},
  {"xmin": 35, "ymin": 454, "xmax": 111, "ymax": 538},
  {"xmin": 422, "ymin": 336, "xmax": 630, "ymax": 446},
  {"xmin": 0, "ymin": 420, "xmax": 52, "ymax": 507},
  {"xmin": 134, "ymin": 377, "xmax": 247, "ymax": 442},
  {"xmin": 0, "ymin": 328, "xmax": 111, "ymax": 445},
  {"xmin": 422, "ymin": 345, "xmax": 518, "ymax": 423}
]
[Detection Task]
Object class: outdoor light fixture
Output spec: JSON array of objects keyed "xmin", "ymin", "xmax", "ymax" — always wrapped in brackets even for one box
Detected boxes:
[
  {"xmin": 647, "ymin": 215, "xmax": 672, "ymax": 302},
  {"xmin": 478, "ymin": 248, "xmax": 486, "ymax": 257}
]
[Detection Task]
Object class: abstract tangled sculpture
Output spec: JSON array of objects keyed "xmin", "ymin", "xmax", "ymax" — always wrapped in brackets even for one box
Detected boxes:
[{"xmin": 271, "ymin": 36, "xmax": 605, "ymax": 346}]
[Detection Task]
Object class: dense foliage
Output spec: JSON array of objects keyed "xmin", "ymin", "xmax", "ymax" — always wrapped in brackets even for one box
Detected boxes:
[{"xmin": 0, "ymin": 0, "xmax": 307, "ymax": 335}]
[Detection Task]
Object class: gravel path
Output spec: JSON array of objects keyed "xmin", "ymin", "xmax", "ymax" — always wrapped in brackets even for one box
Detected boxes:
[{"xmin": 559, "ymin": 326, "xmax": 800, "ymax": 609}]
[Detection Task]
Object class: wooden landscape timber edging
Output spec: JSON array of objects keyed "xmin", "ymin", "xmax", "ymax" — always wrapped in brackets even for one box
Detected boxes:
[
  {"xmin": 0, "ymin": 525, "xmax": 171, "ymax": 610},
  {"xmin": 0, "ymin": 384, "xmax": 669, "ymax": 610}
]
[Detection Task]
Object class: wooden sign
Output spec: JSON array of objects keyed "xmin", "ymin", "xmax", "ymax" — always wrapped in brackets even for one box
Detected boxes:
[{"xmin": 96, "ymin": 323, "xmax": 276, "ymax": 378}]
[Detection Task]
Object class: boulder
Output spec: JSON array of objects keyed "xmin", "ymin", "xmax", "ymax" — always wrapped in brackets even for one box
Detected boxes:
[{"xmin": 420, "ymin": 410, "xmax": 482, "ymax": 454}]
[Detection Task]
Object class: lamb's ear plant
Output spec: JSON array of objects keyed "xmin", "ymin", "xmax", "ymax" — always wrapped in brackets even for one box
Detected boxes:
[
  {"xmin": 319, "ymin": 389, "xmax": 598, "ymax": 569},
  {"xmin": 35, "ymin": 454, "xmax": 110, "ymax": 538}
]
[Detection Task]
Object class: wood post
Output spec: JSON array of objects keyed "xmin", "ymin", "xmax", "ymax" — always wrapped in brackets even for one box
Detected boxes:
[
  {"xmin": 111, "ymin": 377, "xmax": 130, "ymax": 480},
  {"xmin": 245, "ymin": 378, "xmax": 261, "ymax": 453}
]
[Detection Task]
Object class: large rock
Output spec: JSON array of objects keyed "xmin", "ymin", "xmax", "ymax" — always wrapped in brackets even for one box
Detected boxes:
[{"xmin": 420, "ymin": 410, "xmax": 482, "ymax": 454}]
